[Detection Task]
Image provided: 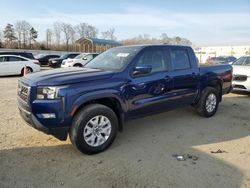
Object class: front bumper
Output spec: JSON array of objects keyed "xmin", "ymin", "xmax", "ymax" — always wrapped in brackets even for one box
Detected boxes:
[
  {"xmin": 232, "ymin": 80, "xmax": 250, "ymax": 92},
  {"xmin": 61, "ymin": 64, "xmax": 72, "ymax": 68},
  {"xmin": 17, "ymin": 96, "xmax": 69, "ymax": 140}
]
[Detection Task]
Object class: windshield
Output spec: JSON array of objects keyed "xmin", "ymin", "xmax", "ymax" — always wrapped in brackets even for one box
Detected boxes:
[
  {"xmin": 233, "ymin": 57, "xmax": 250, "ymax": 66},
  {"xmin": 60, "ymin": 54, "xmax": 69, "ymax": 59},
  {"xmin": 75, "ymin": 53, "xmax": 87, "ymax": 59},
  {"xmin": 35, "ymin": 54, "xmax": 46, "ymax": 59},
  {"xmin": 85, "ymin": 46, "xmax": 141, "ymax": 71},
  {"xmin": 215, "ymin": 57, "xmax": 226, "ymax": 61}
]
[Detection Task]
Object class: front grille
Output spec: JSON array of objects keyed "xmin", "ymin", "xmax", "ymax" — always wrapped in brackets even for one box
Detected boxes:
[
  {"xmin": 233, "ymin": 75, "xmax": 247, "ymax": 81},
  {"xmin": 234, "ymin": 85, "xmax": 247, "ymax": 89},
  {"xmin": 18, "ymin": 82, "xmax": 30, "ymax": 103}
]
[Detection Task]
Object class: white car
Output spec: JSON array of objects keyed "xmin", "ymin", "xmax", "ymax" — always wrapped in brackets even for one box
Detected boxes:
[
  {"xmin": 61, "ymin": 53, "xmax": 99, "ymax": 68},
  {"xmin": 0, "ymin": 55, "xmax": 41, "ymax": 76},
  {"xmin": 232, "ymin": 55, "xmax": 250, "ymax": 92}
]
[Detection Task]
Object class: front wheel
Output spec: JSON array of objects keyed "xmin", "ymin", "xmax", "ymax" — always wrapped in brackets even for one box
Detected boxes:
[
  {"xmin": 194, "ymin": 87, "xmax": 219, "ymax": 117},
  {"xmin": 69, "ymin": 104, "xmax": 118, "ymax": 154}
]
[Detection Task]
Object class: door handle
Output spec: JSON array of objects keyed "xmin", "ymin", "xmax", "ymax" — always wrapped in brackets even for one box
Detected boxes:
[
  {"xmin": 164, "ymin": 76, "xmax": 171, "ymax": 81},
  {"xmin": 192, "ymin": 73, "xmax": 197, "ymax": 78},
  {"xmin": 132, "ymin": 83, "xmax": 146, "ymax": 90}
]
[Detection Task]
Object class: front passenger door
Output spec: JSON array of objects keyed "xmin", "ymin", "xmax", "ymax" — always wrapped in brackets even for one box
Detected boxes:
[{"xmin": 127, "ymin": 48, "xmax": 173, "ymax": 118}]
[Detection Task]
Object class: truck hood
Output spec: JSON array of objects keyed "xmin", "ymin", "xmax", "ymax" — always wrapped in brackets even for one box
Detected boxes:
[
  {"xmin": 232, "ymin": 65, "xmax": 250, "ymax": 76},
  {"xmin": 24, "ymin": 67, "xmax": 114, "ymax": 86}
]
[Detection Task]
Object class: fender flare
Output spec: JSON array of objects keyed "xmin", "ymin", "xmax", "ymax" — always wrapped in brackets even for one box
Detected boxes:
[{"xmin": 70, "ymin": 89, "xmax": 127, "ymax": 116}]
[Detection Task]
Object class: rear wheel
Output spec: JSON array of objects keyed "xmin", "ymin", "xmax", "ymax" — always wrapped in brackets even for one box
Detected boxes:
[
  {"xmin": 194, "ymin": 87, "xmax": 219, "ymax": 117},
  {"xmin": 69, "ymin": 104, "xmax": 118, "ymax": 154}
]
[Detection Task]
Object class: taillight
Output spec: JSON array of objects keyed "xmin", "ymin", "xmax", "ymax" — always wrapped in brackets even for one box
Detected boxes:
[
  {"xmin": 223, "ymin": 71, "xmax": 233, "ymax": 81},
  {"xmin": 33, "ymin": 60, "xmax": 40, "ymax": 65}
]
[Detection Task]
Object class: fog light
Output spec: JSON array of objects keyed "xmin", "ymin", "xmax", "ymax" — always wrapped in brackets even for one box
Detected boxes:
[{"xmin": 37, "ymin": 113, "xmax": 56, "ymax": 119}]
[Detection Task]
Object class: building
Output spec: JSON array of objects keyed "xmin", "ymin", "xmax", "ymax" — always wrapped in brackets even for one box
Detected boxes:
[
  {"xmin": 75, "ymin": 37, "xmax": 122, "ymax": 53},
  {"xmin": 195, "ymin": 45, "xmax": 250, "ymax": 63}
]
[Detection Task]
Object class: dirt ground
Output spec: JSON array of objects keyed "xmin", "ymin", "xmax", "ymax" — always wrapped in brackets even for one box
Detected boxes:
[{"xmin": 0, "ymin": 75, "xmax": 250, "ymax": 188}]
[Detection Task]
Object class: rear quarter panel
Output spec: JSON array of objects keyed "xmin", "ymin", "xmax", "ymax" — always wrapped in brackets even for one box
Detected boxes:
[{"xmin": 199, "ymin": 64, "xmax": 233, "ymax": 93}]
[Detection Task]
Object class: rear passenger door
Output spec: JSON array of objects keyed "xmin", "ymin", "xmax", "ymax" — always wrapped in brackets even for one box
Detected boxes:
[{"xmin": 169, "ymin": 47, "xmax": 199, "ymax": 106}]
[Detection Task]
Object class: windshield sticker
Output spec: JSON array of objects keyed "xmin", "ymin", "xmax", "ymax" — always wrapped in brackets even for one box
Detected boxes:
[{"xmin": 117, "ymin": 53, "xmax": 130, "ymax": 57}]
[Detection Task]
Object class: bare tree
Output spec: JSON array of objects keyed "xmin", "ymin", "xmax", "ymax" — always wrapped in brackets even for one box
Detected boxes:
[
  {"xmin": 15, "ymin": 21, "xmax": 22, "ymax": 48},
  {"xmin": 0, "ymin": 29, "xmax": 4, "ymax": 47},
  {"xmin": 19, "ymin": 21, "xmax": 31, "ymax": 48},
  {"xmin": 53, "ymin": 22, "xmax": 61, "ymax": 49},
  {"xmin": 70, "ymin": 26, "xmax": 76, "ymax": 44},
  {"xmin": 101, "ymin": 28, "xmax": 116, "ymax": 40},
  {"xmin": 86, "ymin": 25, "xmax": 98, "ymax": 38},
  {"xmin": 46, "ymin": 29, "xmax": 53, "ymax": 49},
  {"xmin": 76, "ymin": 22, "xmax": 88, "ymax": 37},
  {"xmin": 61, "ymin": 22, "xmax": 73, "ymax": 51},
  {"xmin": 76, "ymin": 23, "xmax": 98, "ymax": 38}
]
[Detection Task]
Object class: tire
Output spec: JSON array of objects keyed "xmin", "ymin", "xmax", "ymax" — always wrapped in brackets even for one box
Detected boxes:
[
  {"xmin": 195, "ymin": 87, "xmax": 219, "ymax": 117},
  {"xmin": 73, "ymin": 64, "xmax": 83, "ymax": 67},
  {"xmin": 69, "ymin": 104, "xmax": 118, "ymax": 154}
]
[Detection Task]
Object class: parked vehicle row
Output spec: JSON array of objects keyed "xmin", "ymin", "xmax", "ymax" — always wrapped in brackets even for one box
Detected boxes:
[{"xmin": 48, "ymin": 53, "xmax": 80, "ymax": 68}]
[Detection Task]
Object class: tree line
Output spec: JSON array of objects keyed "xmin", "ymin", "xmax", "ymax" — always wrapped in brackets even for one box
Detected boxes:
[{"xmin": 0, "ymin": 20, "xmax": 192, "ymax": 51}]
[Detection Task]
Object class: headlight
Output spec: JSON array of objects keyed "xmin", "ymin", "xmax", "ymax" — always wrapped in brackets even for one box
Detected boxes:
[{"xmin": 37, "ymin": 87, "xmax": 60, "ymax": 100}]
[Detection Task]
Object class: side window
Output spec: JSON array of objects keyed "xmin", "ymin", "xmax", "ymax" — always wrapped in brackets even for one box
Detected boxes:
[
  {"xmin": 171, "ymin": 49, "xmax": 191, "ymax": 70},
  {"xmin": 0, "ymin": 57, "xmax": 6, "ymax": 62},
  {"xmin": 69, "ymin": 54, "xmax": 76, "ymax": 58},
  {"xmin": 136, "ymin": 50, "xmax": 166, "ymax": 73},
  {"xmin": 84, "ymin": 55, "xmax": 93, "ymax": 61},
  {"xmin": 245, "ymin": 57, "xmax": 250, "ymax": 65},
  {"xmin": 8, "ymin": 57, "xmax": 26, "ymax": 62},
  {"xmin": 233, "ymin": 57, "xmax": 246, "ymax": 65}
]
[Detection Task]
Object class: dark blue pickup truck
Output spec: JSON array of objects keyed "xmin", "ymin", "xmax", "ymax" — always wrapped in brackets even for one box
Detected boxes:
[{"xmin": 17, "ymin": 45, "xmax": 233, "ymax": 154}]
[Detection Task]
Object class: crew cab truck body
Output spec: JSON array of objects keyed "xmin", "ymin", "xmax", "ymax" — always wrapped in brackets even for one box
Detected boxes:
[{"xmin": 17, "ymin": 45, "xmax": 233, "ymax": 154}]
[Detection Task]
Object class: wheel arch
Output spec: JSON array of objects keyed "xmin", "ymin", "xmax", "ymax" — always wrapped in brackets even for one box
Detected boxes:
[
  {"xmin": 70, "ymin": 92, "xmax": 126, "ymax": 131},
  {"xmin": 206, "ymin": 78, "xmax": 223, "ymax": 101},
  {"xmin": 21, "ymin": 66, "xmax": 33, "ymax": 75}
]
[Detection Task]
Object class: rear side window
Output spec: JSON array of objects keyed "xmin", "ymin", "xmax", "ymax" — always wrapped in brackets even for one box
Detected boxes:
[
  {"xmin": 69, "ymin": 54, "xmax": 78, "ymax": 58},
  {"xmin": 8, "ymin": 57, "xmax": 26, "ymax": 62},
  {"xmin": 137, "ymin": 50, "xmax": 167, "ymax": 73},
  {"xmin": 171, "ymin": 49, "xmax": 191, "ymax": 70},
  {"xmin": 0, "ymin": 57, "xmax": 6, "ymax": 62}
]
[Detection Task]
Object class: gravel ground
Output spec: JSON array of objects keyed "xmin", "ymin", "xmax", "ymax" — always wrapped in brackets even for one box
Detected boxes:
[{"xmin": 0, "ymin": 74, "xmax": 250, "ymax": 188}]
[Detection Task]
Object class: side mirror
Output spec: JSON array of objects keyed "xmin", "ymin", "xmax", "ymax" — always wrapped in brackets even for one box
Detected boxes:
[
  {"xmin": 133, "ymin": 65, "xmax": 152, "ymax": 76},
  {"xmin": 82, "ymin": 57, "xmax": 87, "ymax": 60}
]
